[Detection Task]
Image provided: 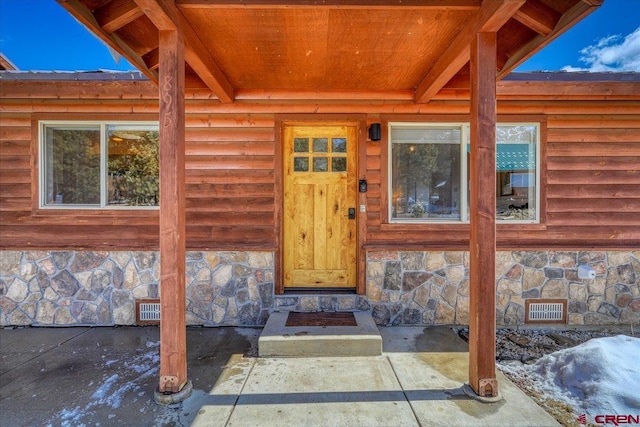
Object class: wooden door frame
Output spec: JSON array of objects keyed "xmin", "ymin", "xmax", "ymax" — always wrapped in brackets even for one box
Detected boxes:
[{"xmin": 274, "ymin": 114, "xmax": 367, "ymax": 295}]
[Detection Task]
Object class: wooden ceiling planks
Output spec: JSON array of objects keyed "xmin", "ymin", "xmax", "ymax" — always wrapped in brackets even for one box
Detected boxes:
[
  {"xmin": 176, "ymin": 0, "xmax": 483, "ymax": 9},
  {"xmin": 323, "ymin": 9, "xmax": 469, "ymax": 90},
  {"xmin": 181, "ymin": 8, "xmax": 331, "ymax": 90},
  {"xmin": 58, "ymin": 0, "xmax": 600, "ymax": 102},
  {"xmin": 181, "ymin": 7, "xmax": 472, "ymax": 91}
]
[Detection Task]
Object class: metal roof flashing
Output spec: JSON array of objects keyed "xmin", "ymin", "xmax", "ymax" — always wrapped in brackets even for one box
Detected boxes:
[
  {"xmin": 0, "ymin": 70, "xmax": 148, "ymax": 81},
  {"xmin": 504, "ymin": 71, "xmax": 640, "ymax": 82}
]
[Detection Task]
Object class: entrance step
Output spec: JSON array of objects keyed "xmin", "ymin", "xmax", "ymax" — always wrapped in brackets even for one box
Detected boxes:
[{"xmin": 258, "ymin": 311, "xmax": 382, "ymax": 357}]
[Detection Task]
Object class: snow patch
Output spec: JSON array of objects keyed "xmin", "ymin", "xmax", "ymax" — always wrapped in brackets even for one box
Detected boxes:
[
  {"xmin": 91, "ymin": 374, "xmax": 120, "ymax": 401},
  {"xmin": 501, "ymin": 335, "xmax": 640, "ymax": 416},
  {"xmin": 49, "ymin": 341, "xmax": 161, "ymax": 425},
  {"xmin": 59, "ymin": 406, "xmax": 87, "ymax": 427}
]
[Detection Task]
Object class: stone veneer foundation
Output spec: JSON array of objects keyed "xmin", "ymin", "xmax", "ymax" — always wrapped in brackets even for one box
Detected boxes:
[
  {"xmin": 1, "ymin": 250, "xmax": 638, "ymax": 327},
  {"xmin": 0, "ymin": 251, "xmax": 274, "ymax": 327},
  {"xmin": 366, "ymin": 251, "xmax": 640, "ymax": 326}
]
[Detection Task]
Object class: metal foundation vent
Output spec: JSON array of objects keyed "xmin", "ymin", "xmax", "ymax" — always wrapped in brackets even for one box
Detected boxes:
[
  {"xmin": 135, "ymin": 299, "xmax": 160, "ymax": 325},
  {"xmin": 525, "ymin": 299, "xmax": 567, "ymax": 324}
]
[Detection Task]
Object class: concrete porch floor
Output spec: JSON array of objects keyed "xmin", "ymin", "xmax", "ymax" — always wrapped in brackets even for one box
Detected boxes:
[{"xmin": 0, "ymin": 325, "xmax": 559, "ymax": 426}]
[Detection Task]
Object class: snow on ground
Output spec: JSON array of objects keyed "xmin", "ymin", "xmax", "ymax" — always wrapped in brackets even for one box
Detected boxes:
[
  {"xmin": 500, "ymin": 335, "xmax": 640, "ymax": 421},
  {"xmin": 48, "ymin": 341, "xmax": 160, "ymax": 427}
]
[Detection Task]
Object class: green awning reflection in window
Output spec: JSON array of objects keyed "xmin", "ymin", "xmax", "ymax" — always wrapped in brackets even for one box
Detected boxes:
[{"xmin": 467, "ymin": 143, "xmax": 535, "ymax": 171}]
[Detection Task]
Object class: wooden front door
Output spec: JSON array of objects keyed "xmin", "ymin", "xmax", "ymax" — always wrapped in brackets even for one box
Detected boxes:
[{"xmin": 283, "ymin": 125, "xmax": 357, "ymax": 288}]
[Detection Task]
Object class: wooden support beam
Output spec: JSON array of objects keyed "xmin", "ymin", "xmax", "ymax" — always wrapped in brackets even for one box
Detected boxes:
[
  {"xmin": 498, "ymin": 0, "xmax": 603, "ymax": 78},
  {"xmin": 57, "ymin": 0, "xmax": 158, "ymax": 82},
  {"xmin": 95, "ymin": 0, "xmax": 145, "ymax": 33},
  {"xmin": 512, "ymin": 0, "xmax": 560, "ymax": 36},
  {"xmin": 158, "ymin": 29, "xmax": 188, "ymax": 394},
  {"xmin": 415, "ymin": 0, "xmax": 525, "ymax": 103},
  {"xmin": 134, "ymin": 0, "xmax": 234, "ymax": 103},
  {"xmin": 468, "ymin": 31, "xmax": 498, "ymax": 398}
]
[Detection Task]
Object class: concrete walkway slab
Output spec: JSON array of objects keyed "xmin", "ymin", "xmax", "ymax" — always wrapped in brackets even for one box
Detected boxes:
[
  {"xmin": 382, "ymin": 327, "xmax": 559, "ymax": 427},
  {"xmin": 225, "ymin": 356, "xmax": 418, "ymax": 427},
  {"xmin": 0, "ymin": 325, "xmax": 559, "ymax": 427},
  {"xmin": 0, "ymin": 326, "xmax": 91, "ymax": 374},
  {"xmin": 388, "ymin": 352, "xmax": 559, "ymax": 427},
  {"xmin": 180, "ymin": 353, "xmax": 256, "ymax": 427}
]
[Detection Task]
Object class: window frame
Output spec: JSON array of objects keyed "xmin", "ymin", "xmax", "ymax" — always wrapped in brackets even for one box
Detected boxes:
[
  {"xmin": 388, "ymin": 121, "xmax": 541, "ymax": 224},
  {"xmin": 39, "ymin": 120, "xmax": 160, "ymax": 210}
]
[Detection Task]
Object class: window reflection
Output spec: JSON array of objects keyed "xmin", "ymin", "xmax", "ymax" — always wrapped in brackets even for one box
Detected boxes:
[
  {"xmin": 390, "ymin": 124, "xmax": 538, "ymax": 223},
  {"xmin": 391, "ymin": 127, "xmax": 461, "ymax": 220},
  {"xmin": 107, "ymin": 126, "xmax": 159, "ymax": 206}
]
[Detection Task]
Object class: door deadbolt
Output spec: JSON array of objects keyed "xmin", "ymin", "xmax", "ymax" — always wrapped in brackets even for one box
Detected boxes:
[{"xmin": 348, "ymin": 207, "xmax": 356, "ymax": 219}]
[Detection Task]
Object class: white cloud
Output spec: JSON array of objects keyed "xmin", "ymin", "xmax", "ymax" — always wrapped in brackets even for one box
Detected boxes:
[{"xmin": 561, "ymin": 26, "xmax": 640, "ymax": 72}]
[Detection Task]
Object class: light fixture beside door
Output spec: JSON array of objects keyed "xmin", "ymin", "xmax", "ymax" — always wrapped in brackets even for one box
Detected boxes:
[{"xmin": 369, "ymin": 123, "xmax": 381, "ymax": 141}]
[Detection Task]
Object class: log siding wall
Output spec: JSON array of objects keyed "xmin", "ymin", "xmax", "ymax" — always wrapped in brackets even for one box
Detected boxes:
[{"xmin": 1, "ymin": 80, "xmax": 639, "ymax": 252}]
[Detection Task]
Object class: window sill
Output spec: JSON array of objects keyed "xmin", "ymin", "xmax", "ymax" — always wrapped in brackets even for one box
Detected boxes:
[
  {"xmin": 380, "ymin": 222, "xmax": 547, "ymax": 231},
  {"xmin": 31, "ymin": 208, "xmax": 160, "ymax": 218},
  {"xmin": 381, "ymin": 223, "xmax": 468, "ymax": 232}
]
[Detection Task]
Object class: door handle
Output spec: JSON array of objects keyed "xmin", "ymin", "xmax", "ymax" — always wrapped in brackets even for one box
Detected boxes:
[{"xmin": 348, "ymin": 207, "xmax": 356, "ymax": 220}]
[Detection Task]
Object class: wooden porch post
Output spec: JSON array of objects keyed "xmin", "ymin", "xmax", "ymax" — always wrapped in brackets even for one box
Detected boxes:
[
  {"xmin": 468, "ymin": 31, "xmax": 498, "ymax": 398},
  {"xmin": 157, "ymin": 29, "xmax": 189, "ymax": 396}
]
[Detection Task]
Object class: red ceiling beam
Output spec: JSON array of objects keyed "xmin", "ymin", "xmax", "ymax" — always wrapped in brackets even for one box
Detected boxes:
[
  {"xmin": 143, "ymin": 48, "xmax": 160, "ymax": 71},
  {"xmin": 414, "ymin": 0, "xmax": 525, "ymax": 103},
  {"xmin": 512, "ymin": 0, "xmax": 560, "ymax": 36},
  {"xmin": 134, "ymin": 0, "xmax": 235, "ymax": 103},
  {"xmin": 95, "ymin": 0, "xmax": 145, "ymax": 33}
]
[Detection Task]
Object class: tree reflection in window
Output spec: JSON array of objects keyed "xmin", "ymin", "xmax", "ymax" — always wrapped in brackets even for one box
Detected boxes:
[
  {"xmin": 107, "ymin": 127, "xmax": 159, "ymax": 206},
  {"xmin": 42, "ymin": 123, "xmax": 159, "ymax": 208},
  {"xmin": 45, "ymin": 127, "xmax": 101, "ymax": 205},
  {"xmin": 391, "ymin": 127, "xmax": 461, "ymax": 220}
]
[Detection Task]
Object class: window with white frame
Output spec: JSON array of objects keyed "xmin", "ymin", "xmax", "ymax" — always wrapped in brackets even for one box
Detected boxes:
[
  {"xmin": 389, "ymin": 123, "xmax": 539, "ymax": 223},
  {"xmin": 40, "ymin": 122, "xmax": 159, "ymax": 208}
]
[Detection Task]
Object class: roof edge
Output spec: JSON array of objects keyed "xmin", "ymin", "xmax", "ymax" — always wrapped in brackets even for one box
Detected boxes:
[
  {"xmin": 0, "ymin": 70, "xmax": 148, "ymax": 81},
  {"xmin": 504, "ymin": 71, "xmax": 640, "ymax": 82},
  {"xmin": 0, "ymin": 53, "xmax": 18, "ymax": 71}
]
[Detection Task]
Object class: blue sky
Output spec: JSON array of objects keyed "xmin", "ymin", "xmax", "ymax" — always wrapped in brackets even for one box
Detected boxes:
[{"xmin": 0, "ymin": 0, "xmax": 638, "ymax": 72}]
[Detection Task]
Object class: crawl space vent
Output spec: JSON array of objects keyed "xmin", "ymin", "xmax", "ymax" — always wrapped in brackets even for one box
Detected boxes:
[
  {"xmin": 525, "ymin": 299, "xmax": 567, "ymax": 324},
  {"xmin": 136, "ymin": 299, "xmax": 160, "ymax": 325}
]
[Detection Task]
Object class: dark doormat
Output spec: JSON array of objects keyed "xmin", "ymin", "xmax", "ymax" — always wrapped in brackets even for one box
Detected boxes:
[{"xmin": 285, "ymin": 312, "xmax": 357, "ymax": 327}]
